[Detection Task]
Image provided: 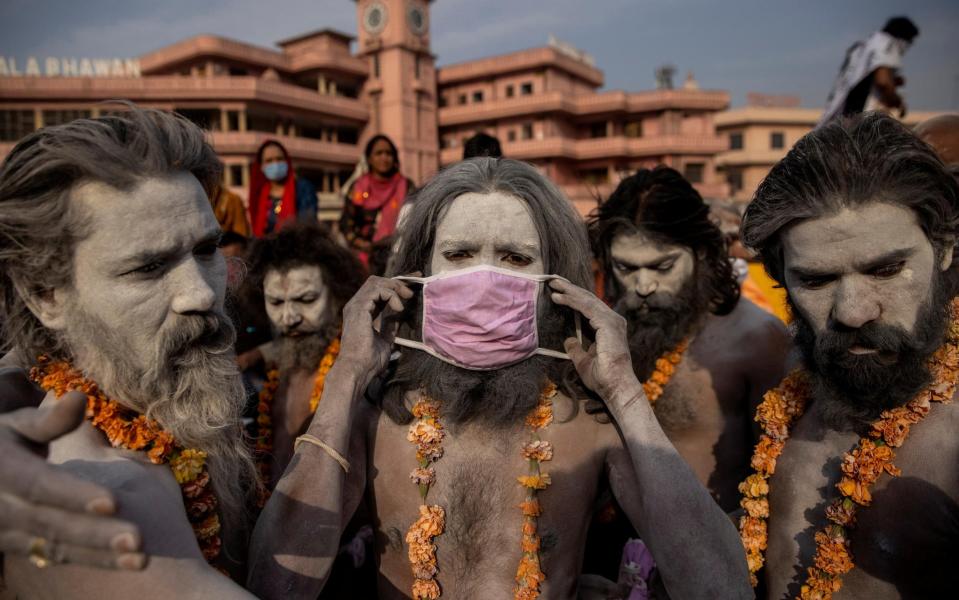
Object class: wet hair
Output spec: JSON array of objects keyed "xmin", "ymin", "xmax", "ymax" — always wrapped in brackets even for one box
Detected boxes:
[
  {"xmin": 588, "ymin": 166, "xmax": 740, "ymax": 315},
  {"xmin": 463, "ymin": 132, "xmax": 503, "ymax": 159},
  {"xmin": 364, "ymin": 134, "xmax": 400, "ymax": 176},
  {"xmin": 383, "ymin": 157, "xmax": 592, "ymax": 424},
  {"xmin": 0, "ymin": 104, "xmax": 221, "ymax": 359},
  {"xmin": 883, "ymin": 16, "xmax": 919, "ymax": 42},
  {"xmin": 243, "ymin": 221, "xmax": 366, "ymax": 315},
  {"xmin": 741, "ymin": 112, "xmax": 959, "ymax": 287}
]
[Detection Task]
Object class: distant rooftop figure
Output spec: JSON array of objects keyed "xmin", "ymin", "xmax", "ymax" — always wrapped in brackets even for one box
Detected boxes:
[
  {"xmin": 819, "ymin": 16, "xmax": 919, "ymax": 126},
  {"xmin": 462, "ymin": 132, "xmax": 503, "ymax": 159}
]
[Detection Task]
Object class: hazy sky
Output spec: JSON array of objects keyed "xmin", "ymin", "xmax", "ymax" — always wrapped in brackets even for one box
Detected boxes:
[{"xmin": 1, "ymin": 0, "xmax": 957, "ymax": 109}]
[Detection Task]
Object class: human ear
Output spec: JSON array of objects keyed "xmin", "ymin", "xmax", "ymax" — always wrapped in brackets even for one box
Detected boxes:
[
  {"xmin": 939, "ymin": 238, "xmax": 956, "ymax": 271},
  {"xmin": 15, "ymin": 279, "xmax": 69, "ymax": 331}
]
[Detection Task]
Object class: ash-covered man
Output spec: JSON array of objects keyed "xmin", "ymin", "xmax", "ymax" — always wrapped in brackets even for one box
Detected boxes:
[
  {"xmin": 738, "ymin": 113, "xmax": 959, "ymax": 598},
  {"xmin": 240, "ymin": 222, "xmax": 364, "ymax": 492},
  {"xmin": 0, "ymin": 108, "xmax": 257, "ymax": 597},
  {"xmin": 248, "ymin": 158, "xmax": 750, "ymax": 599},
  {"xmin": 589, "ymin": 167, "xmax": 791, "ymax": 511}
]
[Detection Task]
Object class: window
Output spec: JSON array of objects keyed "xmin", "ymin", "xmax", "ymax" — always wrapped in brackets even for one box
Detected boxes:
[
  {"xmin": 415, "ymin": 55, "xmax": 421, "ymax": 79},
  {"xmin": 438, "ymin": 95, "xmax": 448, "ymax": 108},
  {"xmin": 458, "ymin": 94, "xmax": 467, "ymax": 105},
  {"xmin": 578, "ymin": 168, "xmax": 609, "ymax": 185},
  {"xmin": 227, "ymin": 111, "xmax": 240, "ymax": 132},
  {"xmin": 590, "ymin": 122, "xmax": 607, "ymax": 138},
  {"xmin": 228, "ymin": 165, "xmax": 244, "ymax": 187},
  {"xmin": 684, "ymin": 162, "xmax": 705, "ymax": 184},
  {"xmin": 624, "ymin": 121, "xmax": 643, "ymax": 138},
  {"xmin": 770, "ymin": 131, "xmax": 785, "ymax": 149},
  {"xmin": 505, "ymin": 85, "xmax": 514, "ymax": 98},
  {"xmin": 372, "ymin": 55, "xmax": 380, "ymax": 78},
  {"xmin": 520, "ymin": 82, "xmax": 533, "ymax": 95},
  {"xmin": 41, "ymin": 109, "xmax": 91, "ymax": 128},
  {"xmin": 507, "ymin": 130, "xmax": 517, "ymax": 142},
  {"xmin": 0, "ymin": 110, "xmax": 35, "ymax": 141},
  {"xmin": 729, "ymin": 132, "xmax": 743, "ymax": 150},
  {"xmin": 521, "ymin": 123, "xmax": 534, "ymax": 140},
  {"xmin": 472, "ymin": 90, "xmax": 484, "ymax": 103},
  {"xmin": 726, "ymin": 169, "xmax": 743, "ymax": 194},
  {"xmin": 228, "ymin": 66, "xmax": 248, "ymax": 76}
]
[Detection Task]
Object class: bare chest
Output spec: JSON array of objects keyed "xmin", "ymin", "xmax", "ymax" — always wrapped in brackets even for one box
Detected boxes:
[
  {"xmin": 367, "ymin": 413, "xmax": 607, "ymax": 598},
  {"xmin": 765, "ymin": 404, "xmax": 959, "ymax": 599}
]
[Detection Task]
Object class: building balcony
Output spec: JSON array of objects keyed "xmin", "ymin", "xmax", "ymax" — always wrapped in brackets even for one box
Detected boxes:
[
  {"xmin": 440, "ymin": 134, "xmax": 726, "ymax": 164},
  {"xmin": 715, "ymin": 149, "xmax": 790, "ymax": 168},
  {"xmin": 0, "ymin": 76, "xmax": 369, "ymax": 123},
  {"xmin": 210, "ymin": 132, "xmax": 359, "ymax": 166},
  {"xmin": 438, "ymin": 89, "xmax": 730, "ymax": 126}
]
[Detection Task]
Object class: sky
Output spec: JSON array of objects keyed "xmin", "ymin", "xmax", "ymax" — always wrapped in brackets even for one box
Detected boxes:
[{"xmin": 1, "ymin": 0, "xmax": 957, "ymax": 110}]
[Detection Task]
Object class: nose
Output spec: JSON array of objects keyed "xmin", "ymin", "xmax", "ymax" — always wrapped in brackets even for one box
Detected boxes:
[
  {"xmin": 634, "ymin": 270, "xmax": 658, "ymax": 298},
  {"xmin": 830, "ymin": 278, "xmax": 880, "ymax": 329},
  {"xmin": 280, "ymin": 304, "xmax": 303, "ymax": 328},
  {"xmin": 170, "ymin": 258, "xmax": 217, "ymax": 315}
]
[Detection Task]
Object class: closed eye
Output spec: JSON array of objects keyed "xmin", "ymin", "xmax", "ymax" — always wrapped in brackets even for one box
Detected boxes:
[
  {"xmin": 613, "ymin": 261, "xmax": 636, "ymax": 273},
  {"xmin": 656, "ymin": 261, "xmax": 675, "ymax": 273},
  {"xmin": 869, "ymin": 262, "xmax": 905, "ymax": 279},
  {"xmin": 131, "ymin": 261, "xmax": 166, "ymax": 276},
  {"xmin": 442, "ymin": 250, "xmax": 473, "ymax": 261},
  {"xmin": 799, "ymin": 275, "xmax": 836, "ymax": 290}
]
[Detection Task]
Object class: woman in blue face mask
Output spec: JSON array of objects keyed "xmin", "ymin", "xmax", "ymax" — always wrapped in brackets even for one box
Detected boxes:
[{"xmin": 248, "ymin": 140, "xmax": 318, "ymax": 237}]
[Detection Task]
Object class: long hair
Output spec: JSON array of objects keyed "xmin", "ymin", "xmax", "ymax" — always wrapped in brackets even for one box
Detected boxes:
[
  {"xmin": 242, "ymin": 221, "xmax": 366, "ymax": 317},
  {"xmin": 588, "ymin": 166, "xmax": 740, "ymax": 315},
  {"xmin": 742, "ymin": 112, "xmax": 959, "ymax": 287},
  {"xmin": 383, "ymin": 158, "xmax": 592, "ymax": 423},
  {"xmin": 0, "ymin": 104, "xmax": 221, "ymax": 359}
]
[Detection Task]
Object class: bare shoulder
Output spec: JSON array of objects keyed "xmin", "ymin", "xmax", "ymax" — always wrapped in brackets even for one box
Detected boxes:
[
  {"xmin": 552, "ymin": 393, "xmax": 625, "ymax": 458},
  {"xmin": 721, "ymin": 298, "xmax": 789, "ymax": 345}
]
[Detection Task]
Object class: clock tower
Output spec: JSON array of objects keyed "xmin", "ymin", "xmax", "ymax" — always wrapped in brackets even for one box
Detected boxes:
[{"xmin": 355, "ymin": 0, "xmax": 438, "ymax": 185}]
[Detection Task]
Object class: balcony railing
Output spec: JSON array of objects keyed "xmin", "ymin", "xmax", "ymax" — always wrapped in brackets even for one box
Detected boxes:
[
  {"xmin": 210, "ymin": 132, "xmax": 359, "ymax": 165},
  {"xmin": 0, "ymin": 76, "xmax": 369, "ymax": 122}
]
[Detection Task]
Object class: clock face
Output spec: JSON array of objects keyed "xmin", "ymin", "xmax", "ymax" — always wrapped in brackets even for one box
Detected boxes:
[
  {"xmin": 363, "ymin": 2, "xmax": 388, "ymax": 35},
  {"xmin": 407, "ymin": 4, "xmax": 427, "ymax": 36}
]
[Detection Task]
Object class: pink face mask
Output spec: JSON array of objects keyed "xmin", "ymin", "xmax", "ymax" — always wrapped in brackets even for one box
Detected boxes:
[{"xmin": 393, "ymin": 265, "xmax": 573, "ymax": 370}]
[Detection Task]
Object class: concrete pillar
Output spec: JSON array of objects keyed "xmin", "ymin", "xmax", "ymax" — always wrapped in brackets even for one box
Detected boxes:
[
  {"xmin": 275, "ymin": 121, "xmax": 284, "ymax": 135},
  {"xmin": 288, "ymin": 122, "xmax": 297, "ymax": 137},
  {"xmin": 34, "ymin": 108, "xmax": 43, "ymax": 130},
  {"xmin": 318, "ymin": 75, "xmax": 327, "ymax": 94},
  {"xmin": 220, "ymin": 110, "xmax": 230, "ymax": 132},
  {"xmin": 331, "ymin": 128, "xmax": 338, "ymax": 143},
  {"xmin": 329, "ymin": 81, "xmax": 337, "ymax": 96},
  {"xmin": 241, "ymin": 160, "xmax": 250, "ymax": 188},
  {"xmin": 238, "ymin": 109, "xmax": 247, "ymax": 132}
]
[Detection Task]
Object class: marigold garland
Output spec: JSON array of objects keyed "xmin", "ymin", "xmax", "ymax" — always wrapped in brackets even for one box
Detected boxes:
[
  {"xmin": 30, "ymin": 357, "xmax": 223, "ymax": 563},
  {"xmin": 254, "ymin": 335, "xmax": 340, "ymax": 505},
  {"xmin": 404, "ymin": 382, "xmax": 557, "ymax": 599},
  {"xmin": 643, "ymin": 339, "xmax": 689, "ymax": 405},
  {"xmin": 737, "ymin": 297, "xmax": 959, "ymax": 598}
]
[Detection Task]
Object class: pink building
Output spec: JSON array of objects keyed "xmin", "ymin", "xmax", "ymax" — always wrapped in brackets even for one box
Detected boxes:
[{"xmin": 0, "ymin": 0, "xmax": 730, "ymax": 218}]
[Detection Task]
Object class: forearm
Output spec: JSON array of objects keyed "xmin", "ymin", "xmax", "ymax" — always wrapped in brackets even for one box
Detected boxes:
[
  {"xmin": 246, "ymin": 365, "xmax": 364, "ymax": 598},
  {"xmin": 607, "ymin": 383, "xmax": 750, "ymax": 599}
]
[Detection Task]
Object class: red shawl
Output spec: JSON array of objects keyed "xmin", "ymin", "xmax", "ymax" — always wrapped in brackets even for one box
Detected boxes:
[
  {"xmin": 248, "ymin": 142, "xmax": 296, "ymax": 237},
  {"xmin": 351, "ymin": 172, "xmax": 409, "ymax": 242}
]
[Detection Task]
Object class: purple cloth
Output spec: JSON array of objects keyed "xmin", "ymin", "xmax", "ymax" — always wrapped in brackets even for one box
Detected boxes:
[{"xmin": 619, "ymin": 539, "xmax": 656, "ymax": 600}]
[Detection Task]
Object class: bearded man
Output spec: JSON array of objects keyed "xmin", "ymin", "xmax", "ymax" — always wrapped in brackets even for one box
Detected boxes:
[
  {"xmin": 589, "ymin": 167, "xmax": 791, "ymax": 511},
  {"xmin": 738, "ymin": 112, "xmax": 959, "ymax": 598},
  {"xmin": 247, "ymin": 158, "xmax": 751, "ymax": 599},
  {"xmin": 0, "ymin": 108, "xmax": 256, "ymax": 596},
  {"xmin": 241, "ymin": 223, "xmax": 364, "ymax": 491}
]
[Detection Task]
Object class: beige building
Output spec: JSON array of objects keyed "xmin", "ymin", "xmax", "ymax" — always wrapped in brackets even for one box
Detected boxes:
[{"xmin": 715, "ymin": 98, "xmax": 944, "ymax": 203}]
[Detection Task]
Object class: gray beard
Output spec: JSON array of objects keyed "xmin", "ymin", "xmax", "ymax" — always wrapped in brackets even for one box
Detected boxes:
[
  {"xmin": 274, "ymin": 326, "xmax": 336, "ymax": 374},
  {"xmin": 60, "ymin": 303, "xmax": 257, "ymax": 534}
]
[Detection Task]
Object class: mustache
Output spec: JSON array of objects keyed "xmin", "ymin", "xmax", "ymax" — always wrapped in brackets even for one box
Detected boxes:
[{"xmin": 156, "ymin": 311, "xmax": 236, "ymax": 366}]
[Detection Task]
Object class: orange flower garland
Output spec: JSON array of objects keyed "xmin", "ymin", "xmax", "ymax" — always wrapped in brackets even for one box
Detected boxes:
[
  {"xmin": 404, "ymin": 383, "xmax": 557, "ymax": 599},
  {"xmin": 737, "ymin": 297, "xmax": 959, "ymax": 597},
  {"xmin": 515, "ymin": 381, "xmax": 556, "ymax": 600},
  {"xmin": 30, "ymin": 357, "xmax": 223, "ymax": 563},
  {"xmin": 255, "ymin": 335, "xmax": 340, "ymax": 505},
  {"xmin": 643, "ymin": 339, "xmax": 689, "ymax": 405}
]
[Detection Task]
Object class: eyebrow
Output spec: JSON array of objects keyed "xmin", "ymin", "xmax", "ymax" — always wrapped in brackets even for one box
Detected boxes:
[
  {"xmin": 114, "ymin": 227, "xmax": 222, "ymax": 270},
  {"xmin": 788, "ymin": 247, "xmax": 916, "ymax": 279},
  {"xmin": 437, "ymin": 239, "xmax": 540, "ymax": 254},
  {"xmin": 612, "ymin": 252, "xmax": 682, "ymax": 269}
]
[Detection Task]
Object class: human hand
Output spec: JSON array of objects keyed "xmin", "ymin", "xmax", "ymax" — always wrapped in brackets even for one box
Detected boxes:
[
  {"xmin": 548, "ymin": 279, "xmax": 641, "ymax": 402},
  {"xmin": 336, "ymin": 275, "xmax": 414, "ymax": 388},
  {"xmin": 0, "ymin": 392, "xmax": 144, "ymax": 569}
]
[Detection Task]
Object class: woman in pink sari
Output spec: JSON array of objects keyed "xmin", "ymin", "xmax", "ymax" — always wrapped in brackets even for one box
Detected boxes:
[{"xmin": 339, "ymin": 135, "xmax": 414, "ymax": 264}]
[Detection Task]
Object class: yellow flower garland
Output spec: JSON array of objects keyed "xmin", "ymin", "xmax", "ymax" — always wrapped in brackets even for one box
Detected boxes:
[
  {"xmin": 30, "ymin": 358, "xmax": 223, "ymax": 563},
  {"xmin": 405, "ymin": 382, "xmax": 557, "ymax": 600},
  {"xmin": 737, "ymin": 297, "xmax": 959, "ymax": 598},
  {"xmin": 255, "ymin": 335, "xmax": 340, "ymax": 505}
]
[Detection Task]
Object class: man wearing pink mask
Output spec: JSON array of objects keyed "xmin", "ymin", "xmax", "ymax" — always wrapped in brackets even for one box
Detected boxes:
[{"xmin": 248, "ymin": 159, "xmax": 751, "ymax": 599}]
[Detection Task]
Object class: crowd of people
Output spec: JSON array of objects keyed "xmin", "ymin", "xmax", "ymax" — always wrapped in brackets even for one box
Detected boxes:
[{"xmin": 0, "ymin": 25, "xmax": 957, "ymax": 598}]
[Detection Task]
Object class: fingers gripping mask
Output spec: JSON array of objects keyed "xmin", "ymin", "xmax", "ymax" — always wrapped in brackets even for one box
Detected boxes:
[{"xmin": 393, "ymin": 265, "xmax": 574, "ymax": 370}]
